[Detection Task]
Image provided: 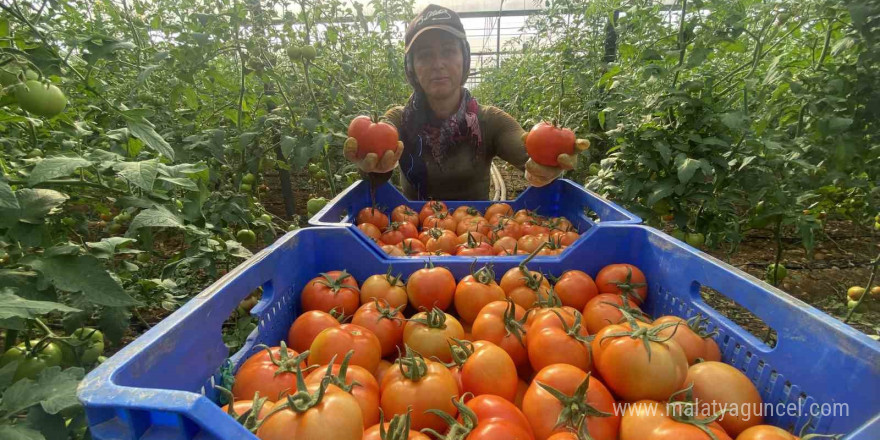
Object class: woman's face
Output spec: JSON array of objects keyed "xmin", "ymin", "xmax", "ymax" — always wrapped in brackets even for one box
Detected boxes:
[{"xmin": 411, "ymin": 29, "xmax": 463, "ymax": 100}]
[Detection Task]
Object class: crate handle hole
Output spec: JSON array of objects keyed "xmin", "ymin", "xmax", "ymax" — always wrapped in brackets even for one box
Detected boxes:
[{"xmin": 699, "ymin": 284, "xmax": 778, "ymax": 349}]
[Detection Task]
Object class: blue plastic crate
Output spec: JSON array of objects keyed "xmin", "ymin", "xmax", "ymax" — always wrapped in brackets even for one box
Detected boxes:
[
  {"xmin": 77, "ymin": 226, "xmax": 879, "ymax": 439},
  {"xmin": 308, "ymin": 179, "xmax": 641, "ymax": 257}
]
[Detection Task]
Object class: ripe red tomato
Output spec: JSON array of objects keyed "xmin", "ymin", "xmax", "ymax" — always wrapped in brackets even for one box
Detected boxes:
[
  {"xmin": 525, "ymin": 121, "xmax": 576, "ymax": 167},
  {"xmin": 300, "ymin": 270, "xmax": 360, "ymax": 315},
  {"xmin": 550, "ymin": 230, "xmax": 580, "ymax": 246},
  {"xmin": 653, "ymin": 316, "xmax": 722, "ymax": 365},
  {"xmin": 422, "ymin": 228, "xmax": 459, "ymax": 254},
  {"xmin": 520, "ymin": 222, "xmax": 551, "ymax": 237},
  {"xmin": 287, "ymin": 310, "xmax": 342, "ymax": 353},
  {"xmin": 522, "ymin": 364, "xmax": 619, "ymax": 440},
  {"xmin": 382, "ymin": 244, "xmax": 406, "ymax": 257},
  {"xmin": 363, "ymin": 413, "xmax": 431, "ymax": 440},
  {"xmin": 358, "ymin": 223, "xmax": 382, "ymax": 242},
  {"xmin": 554, "ymin": 270, "xmax": 599, "ymax": 311},
  {"xmin": 452, "ymin": 205, "xmax": 482, "ymax": 222},
  {"xmin": 456, "ymin": 216, "xmax": 491, "ymax": 236},
  {"xmin": 257, "ymin": 382, "xmax": 364, "ymax": 440},
  {"xmin": 500, "ymin": 266, "xmax": 551, "ymax": 309},
  {"xmin": 455, "ymin": 340, "xmax": 518, "ymax": 402},
  {"xmin": 348, "ymin": 116, "xmax": 399, "ymax": 159},
  {"xmin": 357, "ymin": 207, "xmax": 390, "ymax": 231},
  {"xmin": 493, "ymin": 236, "xmax": 519, "ymax": 254},
  {"xmin": 351, "ymin": 300, "xmax": 405, "ymax": 357},
  {"xmin": 734, "ymin": 425, "xmax": 799, "ymax": 440},
  {"xmin": 424, "ymin": 211, "xmax": 458, "ymax": 231},
  {"xmin": 582, "ymin": 293, "xmax": 647, "ymax": 334},
  {"xmin": 406, "ymin": 265, "xmax": 456, "ymax": 311},
  {"xmin": 233, "ymin": 345, "xmax": 307, "ymax": 402},
  {"xmin": 485, "ymin": 203, "xmax": 514, "ymax": 221},
  {"xmin": 403, "ymin": 308, "xmax": 464, "ymax": 363},
  {"xmin": 397, "ymin": 237, "xmax": 427, "ymax": 255},
  {"xmin": 360, "ymin": 272, "xmax": 407, "ymax": 309},
  {"xmin": 456, "ymin": 231, "xmax": 490, "ymax": 244},
  {"xmin": 465, "ymin": 394, "xmax": 534, "ymax": 438},
  {"xmin": 595, "ymin": 263, "xmax": 648, "ymax": 303},
  {"xmin": 685, "ymin": 361, "xmax": 764, "ymax": 436},
  {"xmin": 308, "ymin": 324, "xmax": 382, "ymax": 373},
  {"xmin": 619, "ymin": 398, "xmax": 731, "ymax": 440},
  {"xmin": 380, "ymin": 350, "xmax": 459, "ymax": 432},
  {"xmin": 454, "ymin": 266, "xmax": 506, "ymax": 324},
  {"xmin": 374, "ymin": 359, "xmax": 394, "ymax": 384},
  {"xmin": 517, "ymin": 234, "xmax": 548, "ymax": 254},
  {"xmin": 419, "ymin": 201, "xmax": 448, "ymax": 224},
  {"xmin": 455, "ymin": 236, "xmax": 495, "ymax": 257},
  {"xmin": 526, "ymin": 315, "xmax": 591, "ymax": 373},
  {"xmin": 381, "ymin": 227, "xmax": 406, "ymax": 246},
  {"xmin": 591, "ymin": 322, "xmax": 688, "ymax": 402},
  {"xmin": 306, "ymin": 355, "xmax": 381, "ymax": 427},
  {"xmin": 391, "ymin": 204, "xmax": 419, "ymax": 226},
  {"xmin": 490, "ymin": 218, "xmax": 523, "ymax": 241},
  {"xmin": 470, "ymin": 300, "xmax": 530, "ymax": 368}
]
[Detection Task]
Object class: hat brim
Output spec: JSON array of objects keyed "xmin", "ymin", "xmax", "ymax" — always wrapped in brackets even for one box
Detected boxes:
[{"xmin": 405, "ymin": 25, "xmax": 467, "ymax": 53}]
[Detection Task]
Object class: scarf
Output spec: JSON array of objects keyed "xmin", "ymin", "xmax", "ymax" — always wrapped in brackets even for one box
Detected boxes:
[{"xmin": 400, "ymin": 88, "xmax": 482, "ymax": 199}]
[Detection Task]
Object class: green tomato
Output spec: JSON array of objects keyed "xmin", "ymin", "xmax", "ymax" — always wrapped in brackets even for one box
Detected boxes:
[
  {"xmin": 652, "ymin": 199, "xmax": 671, "ymax": 215},
  {"xmin": 765, "ymin": 263, "xmax": 788, "ymax": 284},
  {"xmin": 260, "ymin": 214, "xmax": 272, "ymax": 223},
  {"xmin": 308, "ymin": 163, "xmax": 321, "ymax": 175},
  {"xmin": 61, "ymin": 217, "xmax": 77, "ymax": 226},
  {"xmin": 236, "ymin": 229, "xmax": 257, "ymax": 245},
  {"xmin": 315, "ymin": 170, "xmax": 327, "ymax": 180},
  {"xmin": 116, "ymin": 211, "xmax": 132, "ymax": 223},
  {"xmin": 27, "ymin": 148, "xmax": 43, "ymax": 158},
  {"xmin": 671, "ymin": 229, "xmax": 686, "ymax": 241},
  {"xmin": 239, "ymin": 183, "xmax": 252, "ymax": 192},
  {"xmin": 242, "ymin": 173, "xmax": 256, "ymax": 184},
  {"xmin": 0, "ymin": 341, "xmax": 63, "ymax": 382},
  {"xmin": 288, "ymin": 224, "xmax": 300, "ymax": 232},
  {"xmin": 307, "ymin": 197, "xmax": 329, "ymax": 217},
  {"xmin": 14, "ymin": 80, "xmax": 67, "ymax": 117},
  {"xmin": 97, "ymin": 355, "xmax": 107, "ymax": 364},
  {"xmin": 875, "ymin": 221, "xmax": 880, "ymax": 231},
  {"xmin": 847, "ymin": 299, "xmax": 859, "ymax": 309},
  {"xmin": 136, "ymin": 252, "xmax": 151, "ymax": 263},
  {"xmin": 685, "ymin": 232, "xmax": 705, "ymax": 247},
  {"xmin": 301, "ymin": 45, "xmax": 317, "ymax": 60},
  {"xmin": 60, "ymin": 328, "xmax": 105, "ymax": 367},
  {"xmin": 108, "ymin": 222, "xmax": 123, "ymax": 233},
  {"xmin": 286, "ymin": 46, "xmax": 302, "ymax": 60}
]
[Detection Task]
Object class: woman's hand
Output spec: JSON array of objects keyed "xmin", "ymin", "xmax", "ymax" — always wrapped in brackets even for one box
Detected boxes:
[
  {"xmin": 343, "ymin": 137, "xmax": 405, "ymax": 174},
  {"xmin": 523, "ymin": 134, "xmax": 590, "ymax": 187}
]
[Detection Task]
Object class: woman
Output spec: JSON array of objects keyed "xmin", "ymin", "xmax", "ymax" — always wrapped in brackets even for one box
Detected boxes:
[{"xmin": 343, "ymin": 4, "xmax": 587, "ymax": 200}]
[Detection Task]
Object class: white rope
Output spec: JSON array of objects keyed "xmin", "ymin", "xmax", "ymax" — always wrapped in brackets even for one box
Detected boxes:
[{"xmin": 490, "ymin": 162, "xmax": 507, "ymax": 201}]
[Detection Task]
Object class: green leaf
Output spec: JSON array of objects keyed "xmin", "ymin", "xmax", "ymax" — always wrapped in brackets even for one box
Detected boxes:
[
  {"xmin": 27, "ymin": 157, "xmax": 93, "ymax": 186},
  {"xmin": 98, "ymin": 306, "xmax": 131, "ymax": 344},
  {"xmin": 0, "ymin": 189, "xmax": 69, "ymax": 226},
  {"xmin": 0, "ymin": 425, "xmax": 45, "ymax": 440},
  {"xmin": 676, "ymin": 155, "xmax": 700, "ymax": 184},
  {"xmin": 0, "ymin": 360, "xmax": 19, "ymax": 389},
  {"xmin": 646, "ymin": 181, "xmax": 675, "ymax": 206},
  {"xmin": 157, "ymin": 176, "xmax": 198, "ymax": 190},
  {"xmin": 82, "ymin": 37, "xmax": 135, "ymax": 64},
  {"xmin": 720, "ymin": 111, "xmax": 748, "ymax": 131},
  {"xmin": 1, "ymin": 367, "xmax": 84, "ymax": 416},
  {"xmin": 653, "ymin": 140, "xmax": 672, "ymax": 164},
  {"xmin": 0, "ymin": 180, "xmax": 19, "ymax": 209},
  {"xmin": 86, "ymin": 237, "xmax": 137, "ymax": 259},
  {"xmin": 114, "ymin": 159, "xmax": 158, "ymax": 191},
  {"xmin": 225, "ymin": 240, "xmax": 253, "ymax": 259},
  {"xmin": 0, "ymin": 289, "xmax": 79, "ymax": 320},
  {"xmin": 24, "ymin": 255, "xmax": 138, "ymax": 307},
  {"xmin": 25, "ymin": 406, "xmax": 69, "ymax": 440},
  {"xmin": 126, "ymin": 116, "xmax": 175, "ymax": 160},
  {"xmin": 126, "ymin": 206, "xmax": 184, "ymax": 237}
]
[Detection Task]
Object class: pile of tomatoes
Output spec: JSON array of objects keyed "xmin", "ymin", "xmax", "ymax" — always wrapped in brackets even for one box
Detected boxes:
[
  {"xmin": 355, "ymin": 201, "xmax": 581, "ymax": 257},
  {"xmin": 218, "ymin": 258, "xmax": 816, "ymax": 440}
]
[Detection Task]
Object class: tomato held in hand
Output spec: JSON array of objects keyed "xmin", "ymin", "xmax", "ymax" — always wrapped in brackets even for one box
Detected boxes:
[
  {"xmin": 348, "ymin": 116, "xmax": 399, "ymax": 159},
  {"xmin": 522, "ymin": 364, "xmax": 619, "ymax": 440},
  {"xmin": 525, "ymin": 122, "xmax": 576, "ymax": 167}
]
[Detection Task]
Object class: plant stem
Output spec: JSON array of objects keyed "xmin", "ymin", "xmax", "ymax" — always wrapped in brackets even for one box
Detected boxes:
[
  {"xmin": 817, "ymin": 18, "xmax": 833, "ymax": 66},
  {"xmin": 33, "ymin": 317, "xmax": 57, "ymax": 337},
  {"xmin": 843, "ymin": 252, "xmax": 879, "ymax": 323},
  {"xmin": 6, "ymin": 179, "xmax": 128, "ymax": 195},
  {"xmin": 671, "ymin": 0, "xmax": 688, "ymax": 89},
  {"xmin": 4, "ymin": 329, "xmax": 18, "ymax": 352},
  {"xmin": 771, "ymin": 218, "xmax": 784, "ymax": 287}
]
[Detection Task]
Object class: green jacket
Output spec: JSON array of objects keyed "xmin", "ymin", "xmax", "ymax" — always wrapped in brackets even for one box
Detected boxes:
[{"xmin": 381, "ymin": 104, "xmax": 529, "ymax": 201}]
